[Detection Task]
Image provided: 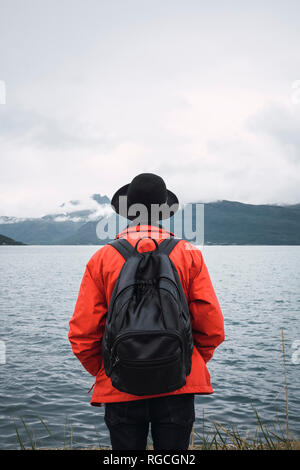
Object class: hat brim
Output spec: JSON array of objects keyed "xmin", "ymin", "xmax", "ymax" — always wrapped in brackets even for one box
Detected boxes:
[{"xmin": 111, "ymin": 184, "xmax": 179, "ymax": 221}]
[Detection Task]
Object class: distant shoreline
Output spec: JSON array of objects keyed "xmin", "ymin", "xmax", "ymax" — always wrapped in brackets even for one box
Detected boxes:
[{"xmin": 0, "ymin": 234, "xmax": 26, "ymax": 246}]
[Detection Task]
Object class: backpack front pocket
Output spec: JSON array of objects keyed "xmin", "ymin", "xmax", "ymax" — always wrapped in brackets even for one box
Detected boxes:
[{"xmin": 110, "ymin": 351, "xmax": 186, "ymax": 396}]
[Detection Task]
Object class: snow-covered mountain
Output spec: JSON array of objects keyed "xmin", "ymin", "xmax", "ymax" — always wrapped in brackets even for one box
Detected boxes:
[
  {"xmin": 42, "ymin": 194, "xmax": 113, "ymax": 223},
  {"xmin": 0, "ymin": 194, "xmax": 112, "ymax": 225},
  {"xmin": 0, "ymin": 194, "xmax": 113, "ymax": 244}
]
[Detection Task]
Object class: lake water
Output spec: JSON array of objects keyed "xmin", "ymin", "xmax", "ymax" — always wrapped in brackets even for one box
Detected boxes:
[{"xmin": 0, "ymin": 245, "xmax": 299, "ymax": 449}]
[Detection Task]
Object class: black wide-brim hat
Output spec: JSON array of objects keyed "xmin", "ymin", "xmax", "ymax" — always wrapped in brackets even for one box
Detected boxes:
[{"xmin": 111, "ymin": 173, "xmax": 179, "ymax": 221}]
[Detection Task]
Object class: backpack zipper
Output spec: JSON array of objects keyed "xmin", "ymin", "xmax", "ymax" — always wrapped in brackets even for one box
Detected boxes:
[
  {"xmin": 115, "ymin": 352, "xmax": 181, "ymax": 367},
  {"xmin": 111, "ymin": 329, "xmax": 183, "ymax": 356},
  {"xmin": 109, "ymin": 330, "xmax": 184, "ymax": 374},
  {"xmin": 159, "ymin": 275, "xmax": 181, "ymax": 297},
  {"xmin": 108, "ymin": 284, "xmax": 135, "ymax": 319}
]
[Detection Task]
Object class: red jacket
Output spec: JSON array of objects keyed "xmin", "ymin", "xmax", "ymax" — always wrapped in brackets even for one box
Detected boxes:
[{"xmin": 68, "ymin": 225, "xmax": 225, "ymax": 405}]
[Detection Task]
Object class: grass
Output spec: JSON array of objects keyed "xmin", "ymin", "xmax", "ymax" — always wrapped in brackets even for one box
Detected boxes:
[
  {"xmin": 11, "ymin": 329, "xmax": 299, "ymax": 450},
  {"xmin": 12, "ymin": 410, "xmax": 299, "ymax": 450}
]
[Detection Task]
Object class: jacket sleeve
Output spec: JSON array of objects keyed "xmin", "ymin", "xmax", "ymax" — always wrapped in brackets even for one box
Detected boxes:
[
  {"xmin": 68, "ymin": 255, "xmax": 107, "ymax": 376},
  {"xmin": 188, "ymin": 250, "xmax": 225, "ymax": 363}
]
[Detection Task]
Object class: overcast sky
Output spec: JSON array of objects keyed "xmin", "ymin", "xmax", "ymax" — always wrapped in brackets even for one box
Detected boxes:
[{"xmin": 1, "ymin": 0, "xmax": 300, "ymax": 217}]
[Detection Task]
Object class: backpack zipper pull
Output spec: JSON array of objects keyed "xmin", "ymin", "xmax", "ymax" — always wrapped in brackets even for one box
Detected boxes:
[
  {"xmin": 113, "ymin": 356, "xmax": 120, "ymax": 368},
  {"xmin": 109, "ymin": 356, "xmax": 119, "ymax": 375}
]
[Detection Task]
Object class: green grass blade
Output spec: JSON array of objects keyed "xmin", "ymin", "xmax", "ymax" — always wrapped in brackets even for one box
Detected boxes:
[
  {"xmin": 35, "ymin": 413, "xmax": 58, "ymax": 447},
  {"xmin": 20, "ymin": 417, "xmax": 35, "ymax": 450},
  {"xmin": 13, "ymin": 419, "xmax": 25, "ymax": 450}
]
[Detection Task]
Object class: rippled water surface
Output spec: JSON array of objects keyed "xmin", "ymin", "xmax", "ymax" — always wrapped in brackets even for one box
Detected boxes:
[{"xmin": 0, "ymin": 245, "xmax": 299, "ymax": 449}]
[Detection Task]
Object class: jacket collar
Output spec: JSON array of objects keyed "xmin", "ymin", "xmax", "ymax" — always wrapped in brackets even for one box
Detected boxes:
[{"xmin": 117, "ymin": 224, "xmax": 174, "ymax": 240}]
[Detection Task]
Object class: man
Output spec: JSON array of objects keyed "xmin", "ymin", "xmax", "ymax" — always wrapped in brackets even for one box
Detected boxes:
[{"xmin": 68, "ymin": 173, "xmax": 225, "ymax": 450}]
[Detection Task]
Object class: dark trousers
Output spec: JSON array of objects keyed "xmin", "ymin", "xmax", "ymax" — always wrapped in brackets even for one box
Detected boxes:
[{"xmin": 104, "ymin": 394, "xmax": 195, "ymax": 450}]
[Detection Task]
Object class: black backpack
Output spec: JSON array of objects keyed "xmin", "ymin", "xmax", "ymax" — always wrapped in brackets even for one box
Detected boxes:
[{"xmin": 102, "ymin": 236, "xmax": 194, "ymax": 396}]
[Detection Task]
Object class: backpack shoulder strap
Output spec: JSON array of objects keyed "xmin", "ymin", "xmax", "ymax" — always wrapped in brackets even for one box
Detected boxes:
[
  {"xmin": 108, "ymin": 238, "xmax": 135, "ymax": 261},
  {"xmin": 158, "ymin": 237, "xmax": 181, "ymax": 257}
]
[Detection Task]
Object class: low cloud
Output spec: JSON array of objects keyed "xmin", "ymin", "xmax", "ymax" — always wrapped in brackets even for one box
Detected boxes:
[
  {"xmin": 52, "ymin": 195, "xmax": 113, "ymax": 221},
  {"xmin": 0, "ymin": 106, "xmax": 118, "ymax": 150}
]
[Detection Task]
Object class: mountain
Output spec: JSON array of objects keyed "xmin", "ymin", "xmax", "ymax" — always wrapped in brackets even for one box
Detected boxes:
[
  {"xmin": 0, "ymin": 234, "xmax": 26, "ymax": 245},
  {"xmin": 0, "ymin": 219, "xmax": 85, "ymax": 245},
  {"xmin": 41, "ymin": 194, "xmax": 111, "ymax": 223},
  {"xmin": 0, "ymin": 194, "xmax": 112, "ymax": 245},
  {"xmin": 58, "ymin": 221, "xmax": 106, "ymax": 245},
  {"xmin": 203, "ymin": 200, "xmax": 300, "ymax": 245},
  {"xmin": 0, "ymin": 197, "xmax": 299, "ymax": 245}
]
